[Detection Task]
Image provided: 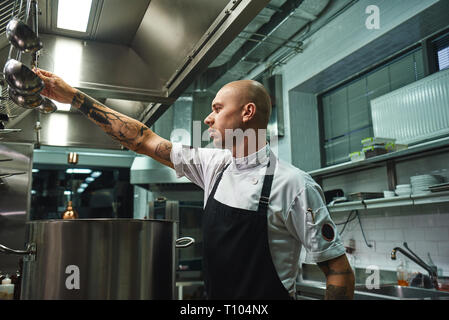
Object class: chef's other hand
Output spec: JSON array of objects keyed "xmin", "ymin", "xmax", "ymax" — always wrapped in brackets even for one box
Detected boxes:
[{"xmin": 33, "ymin": 68, "xmax": 76, "ymax": 104}]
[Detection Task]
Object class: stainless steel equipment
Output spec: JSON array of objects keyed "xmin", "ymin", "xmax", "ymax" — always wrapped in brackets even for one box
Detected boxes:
[
  {"xmin": 0, "ymin": 142, "xmax": 33, "ymax": 275},
  {"xmin": 6, "ymin": 17, "xmax": 42, "ymax": 53},
  {"xmin": 37, "ymin": 98, "xmax": 57, "ymax": 114},
  {"xmin": 0, "ymin": 219, "xmax": 194, "ymax": 300},
  {"xmin": 8, "ymin": 86, "xmax": 43, "ymax": 109},
  {"xmin": 1, "ymin": 0, "xmax": 270, "ymax": 143},
  {"xmin": 3, "ymin": 58, "xmax": 44, "ymax": 95}
]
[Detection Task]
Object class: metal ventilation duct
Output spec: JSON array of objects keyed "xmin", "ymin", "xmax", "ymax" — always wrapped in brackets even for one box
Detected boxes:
[
  {"xmin": 201, "ymin": 0, "xmax": 331, "ymax": 92},
  {"xmin": 0, "ymin": 0, "xmax": 269, "ymax": 143}
]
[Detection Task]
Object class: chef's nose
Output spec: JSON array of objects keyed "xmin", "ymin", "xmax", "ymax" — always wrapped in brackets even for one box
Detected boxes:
[{"xmin": 204, "ymin": 112, "xmax": 214, "ymax": 126}]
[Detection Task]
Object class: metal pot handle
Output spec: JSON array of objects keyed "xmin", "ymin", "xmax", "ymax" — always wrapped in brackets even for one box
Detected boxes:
[
  {"xmin": 175, "ymin": 237, "xmax": 195, "ymax": 248},
  {"xmin": 0, "ymin": 243, "xmax": 35, "ymax": 256}
]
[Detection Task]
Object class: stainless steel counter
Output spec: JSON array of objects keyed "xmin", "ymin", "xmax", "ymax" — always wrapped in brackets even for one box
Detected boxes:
[{"xmin": 296, "ymin": 280, "xmax": 449, "ymax": 300}]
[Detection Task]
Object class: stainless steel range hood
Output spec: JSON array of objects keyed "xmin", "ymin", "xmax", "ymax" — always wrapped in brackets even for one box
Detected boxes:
[{"xmin": 1, "ymin": 0, "xmax": 269, "ymax": 134}]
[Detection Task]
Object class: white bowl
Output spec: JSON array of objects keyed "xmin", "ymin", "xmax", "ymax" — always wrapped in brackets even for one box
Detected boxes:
[
  {"xmin": 395, "ymin": 190, "xmax": 411, "ymax": 196},
  {"xmin": 383, "ymin": 191, "xmax": 396, "ymax": 198}
]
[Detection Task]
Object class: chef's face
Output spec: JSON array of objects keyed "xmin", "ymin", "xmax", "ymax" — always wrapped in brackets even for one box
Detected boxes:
[{"xmin": 204, "ymin": 85, "xmax": 244, "ymax": 149}]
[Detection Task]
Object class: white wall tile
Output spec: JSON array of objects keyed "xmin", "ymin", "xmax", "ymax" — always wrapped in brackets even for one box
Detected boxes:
[
  {"xmin": 413, "ymin": 215, "xmax": 434, "ymax": 227},
  {"xmin": 404, "ymin": 228, "xmax": 426, "ymax": 241},
  {"xmin": 414, "ymin": 241, "xmax": 439, "ymax": 257},
  {"xmin": 438, "ymin": 242, "xmax": 449, "ymax": 257},
  {"xmin": 392, "ymin": 215, "xmax": 413, "ymax": 229},
  {"xmin": 366, "ymin": 229, "xmax": 386, "ymax": 241},
  {"xmin": 425, "ymin": 227, "xmax": 449, "ymax": 241},
  {"xmin": 384, "ymin": 229, "xmax": 405, "ymax": 241},
  {"xmin": 436, "ymin": 213, "xmax": 449, "ymax": 226},
  {"xmin": 375, "ymin": 217, "xmax": 393, "ymax": 229}
]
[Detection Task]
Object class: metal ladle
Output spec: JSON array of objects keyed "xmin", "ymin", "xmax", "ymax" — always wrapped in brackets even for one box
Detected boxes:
[
  {"xmin": 37, "ymin": 97, "xmax": 57, "ymax": 114},
  {"xmin": 8, "ymin": 86, "xmax": 43, "ymax": 109},
  {"xmin": 6, "ymin": 17, "xmax": 42, "ymax": 53},
  {"xmin": 4, "ymin": 58, "xmax": 44, "ymax": 95}
]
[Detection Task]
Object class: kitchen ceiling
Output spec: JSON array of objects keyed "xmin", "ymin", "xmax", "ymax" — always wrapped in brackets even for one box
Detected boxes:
[
  {"xmin": 0, "ymin": 0, "xmax": 354, "ymax": 135},
  {"xmin": 1, "ymin": 0, "xmax": 271, "ymax": 130}
]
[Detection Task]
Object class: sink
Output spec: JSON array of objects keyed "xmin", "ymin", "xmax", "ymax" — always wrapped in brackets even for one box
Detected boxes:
[
  {"xmin": 354, "ymin": 284, "xmax": 449, "ymax": 300},
  {"xmin": 296, "ymin": 281, "xmax": 449, "ymax": 300}
]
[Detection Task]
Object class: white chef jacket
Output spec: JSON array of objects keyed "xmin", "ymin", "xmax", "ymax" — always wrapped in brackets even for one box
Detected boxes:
[{"xmin": 170, "ymin": 142, "xmax": 345, "ymax": 295}]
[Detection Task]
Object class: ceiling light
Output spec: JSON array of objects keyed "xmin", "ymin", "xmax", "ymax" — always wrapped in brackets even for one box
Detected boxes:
[
  {"xmin": 57, "ymin": 0, "xmax": 92, "ymax": 32},
  {"xmin": 80, "ymin": 183, "xmax": 88, "ymax": 188},
  {"xmin": 85, "ymin": 177, "xmax": 94, "ymax": 183},
  {"xmin": 32, "ymin": 169, "xmax": 39, "ymax": 173},
  {"xmin": 77, "ymin": 188, "xmax": 84, "ymax": 193},
  {"xmin": 66, "ymin": 168, "xmax": 92, "ymax": 174},
  {"xmin": 64, "ymin": 190, "xmax": 72, "ymax": 195},
  {"xmin": 91, "ymin": 171, "xmax": 102, "ymax": 178}
]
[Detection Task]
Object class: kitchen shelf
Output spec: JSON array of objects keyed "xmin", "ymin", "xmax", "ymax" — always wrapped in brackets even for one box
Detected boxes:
[
  {"xmin": 327, "ymin": 201, "xmax": 365, "ymax": 212},
  {"xmin": 308, "ymin": 136, "xmax": 449, "ymax": 179},
  {"xmin": 328, "ymin": 190, "xmax": 449, "ymax": 213}
]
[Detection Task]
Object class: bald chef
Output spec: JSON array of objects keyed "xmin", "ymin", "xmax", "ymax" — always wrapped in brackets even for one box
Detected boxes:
[{"xmin": 34, "ymin": 67, "xmax": 355, "ymax": 300}]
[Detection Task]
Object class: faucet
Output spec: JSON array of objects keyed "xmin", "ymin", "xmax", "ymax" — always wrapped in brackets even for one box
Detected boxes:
[{"xmin": 391, "ymin": 242, "xmax": 439, "ymax": 290}]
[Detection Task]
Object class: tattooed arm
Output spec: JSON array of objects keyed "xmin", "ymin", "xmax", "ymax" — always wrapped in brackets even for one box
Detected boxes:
[
  {"xmin": 317, "ymin": 254, "xmax": 355, "ymax": 300},
  {"xmin": 34, "ymin": 68, "xmax": 174, "ymax": 168}
]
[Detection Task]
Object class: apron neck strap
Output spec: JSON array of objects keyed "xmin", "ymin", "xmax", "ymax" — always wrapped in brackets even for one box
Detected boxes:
[
  {"xmin": 257, "ymin": 151, "xmax": 276, "ymax": 213},
  {"xmin": 209, "ymin": 162, "xmax": 230, "ymax": 199},
  {"xmin": 208, "ymin": 151, "xmax": 277, "ymax": 213}
]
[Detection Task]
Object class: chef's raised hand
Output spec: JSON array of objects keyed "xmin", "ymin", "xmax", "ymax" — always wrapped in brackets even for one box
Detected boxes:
[{"xmin": 33, "ymin": 68, "xmax": 76, "ymax": 104}]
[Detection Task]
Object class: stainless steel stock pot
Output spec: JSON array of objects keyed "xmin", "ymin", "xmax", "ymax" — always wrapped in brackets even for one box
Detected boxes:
[{"xmin": 0, "ymin": 219, "xmax": 194, "ymax": 300}]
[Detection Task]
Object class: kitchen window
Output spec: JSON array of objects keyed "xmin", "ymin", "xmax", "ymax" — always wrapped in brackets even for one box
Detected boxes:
[
  {"xmin": 432, "ymin": 30, "xmax": 449, "ymax": 71},
  {"xmin": 319, "ymin": 48, "xmax": 425, "ymax": 166}
]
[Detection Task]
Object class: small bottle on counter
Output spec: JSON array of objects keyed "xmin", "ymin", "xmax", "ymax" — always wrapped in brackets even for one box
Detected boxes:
[
  {"xmin": 396, "ymin": 259, "xmax": 409, "ymax": 286},
  {"xmin": 0, "ymin": 275, "xmax": 15, "ymax": 300}
]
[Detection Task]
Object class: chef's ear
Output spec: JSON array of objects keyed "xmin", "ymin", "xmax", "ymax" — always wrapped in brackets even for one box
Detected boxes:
[{"xmin": 242, "ymin": 102, "xmax": 256, "ymax": 123}]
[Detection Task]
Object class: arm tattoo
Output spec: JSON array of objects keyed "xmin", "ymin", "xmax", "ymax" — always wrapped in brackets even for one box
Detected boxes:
[
  {"xmin": 325, "ymin": 285, "xmax": 350, "ymax": 300},
  {"xmin": 317, "ymin": 260, "xmax": 353, "ymax": 277},
  {"xmin": 155, "ymin": 141, "xmax": 172, "ymax": 162},
  {"xmin": 317, "ymin": 260, "xmax": 354, "ymax": 300},
  {"xmin": 71, "ymin": 90, "xmax": 149, "ymax": 151}
]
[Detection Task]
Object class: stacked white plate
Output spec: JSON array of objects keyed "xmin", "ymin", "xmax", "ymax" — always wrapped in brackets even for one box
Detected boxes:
[
  {"xmin": 410, "ymin": 175, "xmax": 443, "ymax": 195},
  {"xmin": 395, "ymin": 184, "xmax": 411, "ymax": 196}
]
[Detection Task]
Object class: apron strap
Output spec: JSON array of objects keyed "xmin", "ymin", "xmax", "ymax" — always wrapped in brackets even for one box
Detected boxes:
[
  {"xmin": 209, "ymin": 150, "xmax": 277, "ymax": 213},
  {"xmin": 257, "ymin": 151, "xmax": 277, "ymax": 213},
  {"xmin": 209, "ymin": 162, "xmax": 230, "ymax": 199}
]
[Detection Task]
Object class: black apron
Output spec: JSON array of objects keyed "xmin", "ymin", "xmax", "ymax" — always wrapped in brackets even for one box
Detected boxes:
[{"xmin": 202, "ymin": 152, "xmax": 292, "ymax": 300}]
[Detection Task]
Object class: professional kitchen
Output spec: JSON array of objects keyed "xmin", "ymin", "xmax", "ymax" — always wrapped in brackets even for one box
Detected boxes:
[{"xmin": 1, "ymin": 0, "xmax": 449, "ymax": 303}]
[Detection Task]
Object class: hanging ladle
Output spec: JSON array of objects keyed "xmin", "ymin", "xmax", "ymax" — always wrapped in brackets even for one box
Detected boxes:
[
  {"xmin": 6, "ymin": 17, "xmax": 42, "ymax": 53},
  {"xmin": 4, "ymin": 58, "xmax": 44, "ymax": 95},
  {"xmin": 6, "ymin": 0, "xmax": 42, "ymax": 53},
  {"xmin": 37, "ymin": 97, "xmax": 57, "ymax": 114},
  {"xmin": 8, "ymin": 86, "xmax": 43, "ymax": 109}
]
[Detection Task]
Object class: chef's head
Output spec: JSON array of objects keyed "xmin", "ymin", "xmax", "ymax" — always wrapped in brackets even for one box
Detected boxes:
[{"xmin": 204, "ymin": 80, "xmax": 272, "ymax": 151}]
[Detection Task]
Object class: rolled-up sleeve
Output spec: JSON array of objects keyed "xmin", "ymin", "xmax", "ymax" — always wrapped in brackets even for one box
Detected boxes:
[
  {"xmin": 170, "ymin": 143, "xmax": 230, "ymax": 191},
  {"xmin": 286, "ymin": 183, "xmax": 345, "ymax": 263}
]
